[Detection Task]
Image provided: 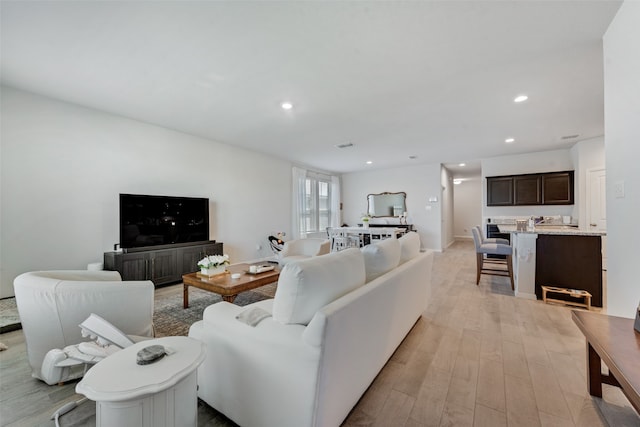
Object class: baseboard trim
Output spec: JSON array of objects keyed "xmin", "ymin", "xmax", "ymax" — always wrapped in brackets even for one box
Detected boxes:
[{"xmin": 515, "ymin": 291, "xmax": 537, "ymax": 301}]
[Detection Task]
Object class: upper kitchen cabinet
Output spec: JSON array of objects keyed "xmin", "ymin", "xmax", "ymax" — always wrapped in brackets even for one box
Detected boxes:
[
  {"xmin": 514, "ymin": 175, "xmax": 542, "ymax": 205},
  {"xmin": 486, "ymin": 176, "xmax": 514, "ymax": 206},
  {"xmin": 487, "ymin": 171, "xmax": 574, "ymax": 206},
  {"xmin": 542, "ymin": 171, "xmax": 574, "ymax": 204}
]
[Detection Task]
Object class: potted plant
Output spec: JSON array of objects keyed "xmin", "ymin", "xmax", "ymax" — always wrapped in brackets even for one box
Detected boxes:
[{"xmin": 198, "ymin": 254, "xmax": 230, "ymax": 276}]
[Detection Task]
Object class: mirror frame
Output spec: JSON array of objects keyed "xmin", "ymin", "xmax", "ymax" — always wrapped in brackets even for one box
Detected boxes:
[{"xmin": 367, "ymin": 191, "xmax": 407, "ymax": 218}]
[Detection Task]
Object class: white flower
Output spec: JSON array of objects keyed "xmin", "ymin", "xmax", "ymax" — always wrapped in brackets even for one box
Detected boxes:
[{"xmin": 197, "ymin": 254, "xmax": 230, "ymax": 268}]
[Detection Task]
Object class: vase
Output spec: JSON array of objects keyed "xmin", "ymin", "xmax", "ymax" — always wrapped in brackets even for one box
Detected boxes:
[
  {"xmin": 200, "ymin": 266, "xmax": 226, "ymax": 277},
  {"xmin": 362, "ymin": 222, "xmax": 369, "ymax": 229}
]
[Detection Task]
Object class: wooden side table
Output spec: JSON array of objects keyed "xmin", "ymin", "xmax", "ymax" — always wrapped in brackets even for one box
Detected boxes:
[{"xmin": 76, "ymin": 336, "xmax": 205, "ymax": 427}]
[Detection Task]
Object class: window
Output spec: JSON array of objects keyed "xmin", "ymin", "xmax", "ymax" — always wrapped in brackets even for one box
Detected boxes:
[
  {"xmin": 302, "ymin": 175, "xmax": 332, "ymax": 234},
  {"xmin": 292, "ymin": 167, "xmax": 340, "ymax": 239}
]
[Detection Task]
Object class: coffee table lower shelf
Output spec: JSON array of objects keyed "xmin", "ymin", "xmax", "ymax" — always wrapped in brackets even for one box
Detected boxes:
[{"xmin": 182, "ymin": 263, "xmax": 280, "ymax": 308}]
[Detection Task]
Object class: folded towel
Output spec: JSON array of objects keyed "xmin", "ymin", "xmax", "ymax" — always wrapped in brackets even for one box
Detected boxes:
[{"xmin": 236, "ymin": 307, "xmax": 271, "ymax": 327}]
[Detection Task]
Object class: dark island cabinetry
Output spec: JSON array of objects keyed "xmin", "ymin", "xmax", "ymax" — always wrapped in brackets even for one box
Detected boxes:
[
  {"xmin": 535, "ymin": 234, "xmax": 602, "ymax": 307},
  {"xmin": 104, "ymin": 241, "xmax": 223, "ymax": 286},
  {"xmin": 487, "ymin": 171, "xmax": 574, "ymax": 206}
]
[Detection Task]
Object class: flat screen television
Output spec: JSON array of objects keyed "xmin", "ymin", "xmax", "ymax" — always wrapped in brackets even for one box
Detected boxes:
[{"xmin": 119, "ymin": 193, "xmax": 209, "ymax": 250}]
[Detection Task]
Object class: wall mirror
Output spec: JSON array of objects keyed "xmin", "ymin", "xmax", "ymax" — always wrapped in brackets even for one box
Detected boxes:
[{"xmin": 367, "ymin": 192, "xmax": 407, "ymax": 217}]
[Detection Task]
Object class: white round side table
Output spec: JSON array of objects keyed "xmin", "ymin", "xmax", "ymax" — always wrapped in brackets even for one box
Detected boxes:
[{"xmin": 76, "ymin": 336, "xmax": 205, "ymax": 427}]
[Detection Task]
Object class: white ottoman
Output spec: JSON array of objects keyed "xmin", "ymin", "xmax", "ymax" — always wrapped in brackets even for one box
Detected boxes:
[{"xmin": 76, "ymin": 336, "xmax": 205, "ymax": 427}]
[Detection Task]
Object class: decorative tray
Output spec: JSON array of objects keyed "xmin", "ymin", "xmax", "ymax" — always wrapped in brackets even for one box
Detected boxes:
[{"xmin": 245, "ymin": 265, "xmax": 275, "ymax": 274}]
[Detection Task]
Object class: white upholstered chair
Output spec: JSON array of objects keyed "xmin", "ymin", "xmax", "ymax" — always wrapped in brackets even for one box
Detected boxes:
[
  {"xmin": 13, "ymin": 270, "xmax": 155, "ymax": 384},
  {"xmin": 279, "ymin": 238, "xmax": 330, "ymax": 265}
]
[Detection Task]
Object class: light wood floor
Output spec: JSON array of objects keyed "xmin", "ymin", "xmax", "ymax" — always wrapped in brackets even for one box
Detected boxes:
[{"xmin": 1, "ymin": 240, "xmax": 638, "ymax": 426}]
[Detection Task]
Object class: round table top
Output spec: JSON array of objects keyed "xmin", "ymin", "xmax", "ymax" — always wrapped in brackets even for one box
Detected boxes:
[{"xmin": 76, "ymin": 336, "xmax": 205, "ymax": 401}]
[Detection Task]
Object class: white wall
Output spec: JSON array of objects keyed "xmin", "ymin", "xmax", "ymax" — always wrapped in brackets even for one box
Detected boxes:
[
  {"xmin": 341, "ymin": 163, "xmax": 443, "ymax": 251},
  {"xmin": 453, "ymin": 178, "xmax": 482, "ymax": 240},
  {"xmin": 481, "ymin": 149, "xmax": 576, "ymax": 220},
  {"xmin": 603, "ymin": 0, "xmax": 640, "ymax": 318},
  {"xmin": 0, "ymin": 87, "xmax": 292, "ymax": 297}
]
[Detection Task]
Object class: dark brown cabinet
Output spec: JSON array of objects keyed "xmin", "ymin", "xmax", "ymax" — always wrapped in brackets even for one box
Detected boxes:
[
  {"xmin": 487, "ymin": 177, "xmax": 514, "ymax": 206},
  {"xmin": 542, "ymin": 171, "xmax": 574, "ymax": 204},
  {"xmin": 487, "ymin": 171, "xmax": 574, "ymax": 206},
  {"xmin": 104, "ymin": 241, "xmax": 223, "ymax": 286},
  {"xmin": 535, "ymin": 234, "xmax": 602, "ymax": 307},
  {"xmin": 513, "ymin": 175, "xmax": 542, "ymax": 205}
]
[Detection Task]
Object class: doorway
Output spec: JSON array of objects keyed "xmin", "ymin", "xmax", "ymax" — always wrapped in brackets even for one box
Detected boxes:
[{"xmin": 587, "ymin": 168, "xmax": 606, "ymax": 269}]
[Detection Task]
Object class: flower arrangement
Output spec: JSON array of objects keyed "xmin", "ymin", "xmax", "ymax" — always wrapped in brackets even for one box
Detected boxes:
[
  {"xmin": 197, "ymin": 254, "xmax": 230, "ymax": 269},
  {"xmin": 361, "ymin": 214, "xmax": 371, "ymax": 222}
]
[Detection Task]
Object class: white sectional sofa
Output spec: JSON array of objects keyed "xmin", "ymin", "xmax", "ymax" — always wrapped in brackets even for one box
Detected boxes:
[{"xmin": 189, "ymin": 233, "xmax": 433, "ymax": 427}]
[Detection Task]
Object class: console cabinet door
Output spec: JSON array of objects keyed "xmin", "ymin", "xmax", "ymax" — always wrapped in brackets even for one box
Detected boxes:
[
  {"xmin": 514, "ymin": 175, "xmax": 542, "ymax": 205},
  {"xmin": 487, "ymin": 177, "xmax": 514, "ymax": 206},
  {"xmin": 119, "ymin": 253, "xmax": 149, "ymax": 281},
  {"xmin": 542, "ymin": 171, "xmax": 574, "ymax": 204},
  {"xmin": 149, "ymin": 249, "xmax": 178, "ymax": 285}
]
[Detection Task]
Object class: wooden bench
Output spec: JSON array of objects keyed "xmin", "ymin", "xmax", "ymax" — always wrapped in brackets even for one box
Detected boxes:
[
  {"xmin": 542, "ymin": 285, "xmax": 591, "ymax": 310},
  {"xmin": 572, "ymin": 311, "xmax": 640, "ymax": 414}
]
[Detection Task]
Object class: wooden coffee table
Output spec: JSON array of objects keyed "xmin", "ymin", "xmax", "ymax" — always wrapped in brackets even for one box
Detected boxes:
[
  {"xmin": 182, "ymin": 263, "xmax": 280, "ymax": 307},
  {"xmin": 572, "ymin": 310, "xmax": 640, "ymax": 414}
]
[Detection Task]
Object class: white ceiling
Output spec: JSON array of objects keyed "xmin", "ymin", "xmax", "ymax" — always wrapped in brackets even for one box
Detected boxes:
[{"xmin": 0, "ymin": 1, "xmax": 622, "ymax": 175}]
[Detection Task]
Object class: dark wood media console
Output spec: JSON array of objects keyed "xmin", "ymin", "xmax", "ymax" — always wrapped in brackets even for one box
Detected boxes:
[{"xmin": 104, "ymin": 241, "xmax": 223, "ymax": 286}]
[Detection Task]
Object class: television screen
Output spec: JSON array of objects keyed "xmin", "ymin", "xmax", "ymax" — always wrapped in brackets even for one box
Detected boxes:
[{"xmin": 120, "ymin": 194, "xmax": 209, "ymax": 249}]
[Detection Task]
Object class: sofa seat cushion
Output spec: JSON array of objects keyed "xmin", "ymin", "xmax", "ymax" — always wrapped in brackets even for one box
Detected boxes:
[
  {"xmin": 273, "ymin": 248, "xmax": 365, "ymax": 325},
  {"xmin": 399, "ymin": 232, "xmax": 421, "ymax": 264},
  {"xmin": 361, "ymin": 237, "xmax": 400, "ymax": 282}
]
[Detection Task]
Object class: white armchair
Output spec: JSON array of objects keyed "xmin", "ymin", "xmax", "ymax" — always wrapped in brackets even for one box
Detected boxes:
[
  {"xmin": 13, "ymin": 270, "xmax": 155, "ymax": 384},
  {"xmin": 279, "ymin": 238, "xmax": 330, "ymax": 265}
]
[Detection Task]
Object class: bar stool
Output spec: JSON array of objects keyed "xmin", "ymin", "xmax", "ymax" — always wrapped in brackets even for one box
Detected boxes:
[
  {"xmin": 471, "ymin": 227, "xmax": 514, "ymax": 290},
  {"xmin": 474, "ymin": 225, "xmax": 509, "ymax": 245}
]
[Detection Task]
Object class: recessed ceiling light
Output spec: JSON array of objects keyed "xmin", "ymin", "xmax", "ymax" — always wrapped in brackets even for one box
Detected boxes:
[
  {"xmin": 505, "ymin": 138, "xmax": 515, "ymax": 143},
  {"xmin": 453, "ymin": 179, "xmax": 462, "ymax": 185},
  {"xmin": 458, "ymin": 163, "xmax": 466, "ymax": 167},
  {"xmin": 366, "ymin": 161, "xmax": 373, "ymax": 165},
  {"xmin": 514, "ymin": 95, "xmax": 528, "ymax": 103},
  {"xmin": 281, "ymin": 102, "xmax": 293, "ymax": 110}
]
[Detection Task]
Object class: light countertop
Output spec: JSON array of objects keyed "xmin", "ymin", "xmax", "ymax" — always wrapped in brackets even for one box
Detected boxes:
[{"xmin": 497, "ymin": 225, "xmax": 606, "ymax": 237}]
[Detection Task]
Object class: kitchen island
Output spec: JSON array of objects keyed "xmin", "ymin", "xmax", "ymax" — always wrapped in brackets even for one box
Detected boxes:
[{"xmin": 498, "ymin": 225, "xmax": 606, "ymax": 307}]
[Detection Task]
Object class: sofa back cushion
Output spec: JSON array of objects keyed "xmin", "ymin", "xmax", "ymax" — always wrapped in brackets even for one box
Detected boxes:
[
  {"xmin": 273, "ymin": 248, "xmax": 365, "ymax": 325},
  {"xmin": 361, "ymin": 238, "xmax": 400, "ymax": 282},
  {"xmin": 399, "ymin": 232, "xmax": 421, "ymax": 264}
]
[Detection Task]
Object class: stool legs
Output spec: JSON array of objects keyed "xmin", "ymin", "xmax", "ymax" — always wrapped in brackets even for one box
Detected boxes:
[
  {"xmin": 476, "ymin": 253, "xmax": 515, "ymax": 290},
  {"xmin": 507, "ymin": 254, "xmax": 514, "ymax": 290},
  {"xmin": 476, "ymin": 253, "xmax": 483, "ymax": 285}
]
